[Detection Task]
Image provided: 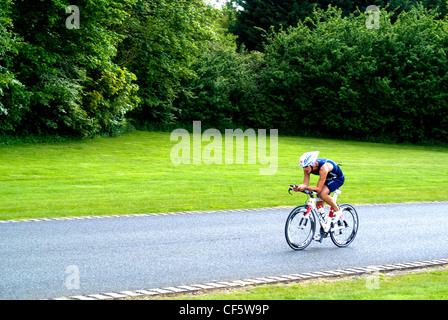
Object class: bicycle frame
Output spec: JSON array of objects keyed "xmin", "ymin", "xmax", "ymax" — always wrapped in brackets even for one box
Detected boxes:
[{"xmin": 302, "ymin": 189, "xmax": 342, "ymax": 233}]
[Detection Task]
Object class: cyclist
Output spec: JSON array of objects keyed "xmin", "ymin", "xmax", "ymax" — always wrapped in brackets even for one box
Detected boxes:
[{"xmin": 292, "ymin": 151, "xmax": 345, "ymax": 224}]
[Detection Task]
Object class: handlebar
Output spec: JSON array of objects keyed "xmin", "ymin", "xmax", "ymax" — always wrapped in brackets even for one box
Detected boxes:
[{"xmin": 288, "ymin": 184, "xmax": 318, "ymax": 196}]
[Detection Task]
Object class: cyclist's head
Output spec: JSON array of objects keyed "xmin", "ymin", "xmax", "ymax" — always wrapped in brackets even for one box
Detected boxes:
[{"xmin": 299, "ymin": 151, "xmax": 319, "ymax": 168}]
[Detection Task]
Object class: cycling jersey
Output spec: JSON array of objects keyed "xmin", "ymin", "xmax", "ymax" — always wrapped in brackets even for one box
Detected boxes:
[
  {"xmin": 310, "ymin": 159, "xmax": 345, "ymax": 192},
  {"xmin": 311, "ymin": 159, "xmax": 343, "ymax": 180}
]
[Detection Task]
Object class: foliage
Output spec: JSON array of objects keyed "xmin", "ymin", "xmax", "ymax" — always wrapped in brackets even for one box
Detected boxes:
[
  {"xmin": 0, "ymin": 0, "xmax": 31, "ymax": 132},
  {"xmin": 229, "ymin": 0, "xmax": 448, "ymax": 51},
  {"xmin": 174, "ymin": 32, "xmax": 265, "ymax": 129},
  {"xmin": 258, "ymin": 4, "xmax": 448, "ymax": 144},
  {"xmin": 228, "ymin": 0, "xmax": 307, "ymax": 51},
  {"xmin": 116, "ymin": 0, "xmax": 218, "ymax": 125},
  {"xmin": 1, "ymin": 1, "xmax": 447, "ymax": 145},
  {"xmin": 1, "ymin": 0, "xmax": 139, "ymax": 137}
]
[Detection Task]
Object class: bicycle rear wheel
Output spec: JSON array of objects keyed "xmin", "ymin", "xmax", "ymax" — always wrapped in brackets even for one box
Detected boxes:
[
  {"xmin": 285, "ymin": 205, "xmax": 316, "ymax": 250},
  {"xmin": 330, "ymin": 204, "xmax": 359, "ymax": 247}
]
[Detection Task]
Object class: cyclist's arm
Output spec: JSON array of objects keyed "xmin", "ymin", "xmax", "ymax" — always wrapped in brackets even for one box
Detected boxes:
[
  {"xmin": 308, "ymin": 163, "xmax": 332, "ymax": 193},
  {"xmin": 294, "ymin": 169, "xmax": 310, "ymax": 191},
  {"xmin": 301, "ymin": 171, "xmax": 310, "ymax": 187}
]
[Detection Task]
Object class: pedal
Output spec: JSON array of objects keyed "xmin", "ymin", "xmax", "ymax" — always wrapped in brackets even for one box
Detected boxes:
[{"xmin": 313, "ymin": 233, "xmax": 325, "ymax": 243}]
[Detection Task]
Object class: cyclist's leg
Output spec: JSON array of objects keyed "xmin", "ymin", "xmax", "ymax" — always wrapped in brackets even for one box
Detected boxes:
[
  {"xmin": 318, "ymin": 185, "xmax": 339, "ymax": 211},
  {"xmin": 323, "ymin": 177, "xmax": 345, "ymax": 216},
  {"xmin": 316, "ymin": 200, "xmax": 325, "ymax": 208}
]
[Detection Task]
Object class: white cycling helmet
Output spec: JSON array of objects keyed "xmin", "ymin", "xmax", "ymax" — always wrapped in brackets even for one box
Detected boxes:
[{"xmin": 299, "ymin": 151, "xmax": 319, "ymax": 167}]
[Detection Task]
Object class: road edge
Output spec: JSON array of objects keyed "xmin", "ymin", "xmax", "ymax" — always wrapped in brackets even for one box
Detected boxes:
[
  {"xmin": 3, "ymin": 202, "xmax": 448, "ymax": 224},
  {"xmin": 52, "ymin": 258, "xmax": 448, "ymax": 300}
]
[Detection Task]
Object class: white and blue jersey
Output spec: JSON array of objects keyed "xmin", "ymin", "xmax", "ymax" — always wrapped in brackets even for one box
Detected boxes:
[{"xmin": 311, "ymin": 159, "xmax": 345, "ymax": 192}]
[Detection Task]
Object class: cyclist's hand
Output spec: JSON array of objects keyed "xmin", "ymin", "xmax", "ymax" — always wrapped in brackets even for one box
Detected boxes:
[{"xmin": 297, "ymin": 184, "xmax": 307, "ymax": 192}]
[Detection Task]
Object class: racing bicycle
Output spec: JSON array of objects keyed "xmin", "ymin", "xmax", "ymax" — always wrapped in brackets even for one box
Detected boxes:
[{"xmin": 285, "ymin": 185, "xmax": 359, "ymax": 250}]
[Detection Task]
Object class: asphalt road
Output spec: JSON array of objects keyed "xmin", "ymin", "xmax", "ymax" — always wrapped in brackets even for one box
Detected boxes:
[{"xmin": 1, "ymin": 203, "xmax": 447, "ymax": 300}]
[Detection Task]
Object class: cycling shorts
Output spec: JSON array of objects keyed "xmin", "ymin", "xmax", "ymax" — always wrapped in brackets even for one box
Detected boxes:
[{"xmin": 325, "ymin": 176, "xmax": 345, "ymax": 193}]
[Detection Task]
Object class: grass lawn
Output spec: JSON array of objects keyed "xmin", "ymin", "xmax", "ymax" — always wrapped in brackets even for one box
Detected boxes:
[
  {"xmin": 1, "ymin": 130, "xmax": 447, "ymax": 220},
  {"xmin": 164, "ymin": 266, "xmax": 448, "ymax": 300}
]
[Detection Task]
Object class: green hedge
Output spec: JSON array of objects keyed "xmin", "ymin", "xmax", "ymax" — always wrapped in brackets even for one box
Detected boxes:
[
  {"xmin": 257, "ymin": 5, "xmax": 448, "ymax": 143},
  {"xmin": 174, "ymin": 5, "xmax": 448, "ymax": 144}
]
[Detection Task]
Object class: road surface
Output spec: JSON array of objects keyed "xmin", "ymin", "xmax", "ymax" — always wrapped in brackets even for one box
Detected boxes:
[{"xmin": 1, "ymin": 203, "xmax": 447, "ymax": 299}]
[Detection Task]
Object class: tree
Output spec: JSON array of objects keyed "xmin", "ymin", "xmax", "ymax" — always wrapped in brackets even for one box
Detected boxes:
[
  {"xmin": 174, "ymin": 32, "xmax": 265, "ymax": 129},
  {"xmin": 115, "ymin": 0, "xmax": 218, "ymax": 125},
  {"xmin": 229, "ymin": 0, "xmax": 307, "ymax": 51},
  {"xmin": 0, "ymin": 0, "xmax": 30, "ymax": 133},
  {"xmin": 3, "ymin": 0, "xmax": 139, "ymax": 137}
]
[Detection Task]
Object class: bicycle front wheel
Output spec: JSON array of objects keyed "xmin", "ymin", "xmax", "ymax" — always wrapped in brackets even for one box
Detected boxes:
[
  {"xmin": 330, "ymin": 204, "xmax": 359, "ymax": 247},
  {"xmin": 285, "ymin": 205, "xmax": 316, "ymax": 250}
]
